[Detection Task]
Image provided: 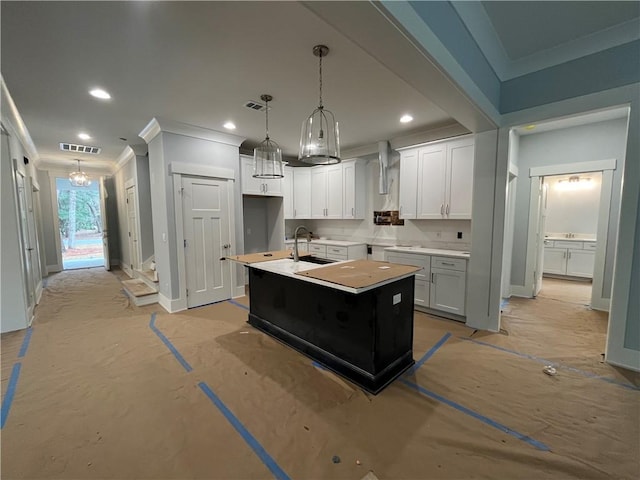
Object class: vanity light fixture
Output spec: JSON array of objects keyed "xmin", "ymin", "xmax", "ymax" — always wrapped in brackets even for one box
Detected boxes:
[
  {"xmin": 253, "ymin": 94, "xmax": 283, "ymax": 179},
  {"xmin": 299, "ymin": 44, "xmax": 340, "ymax": 165},
  {"xmin": 69, "ymin": 159, "xmax": 91, "ymax": 187}
]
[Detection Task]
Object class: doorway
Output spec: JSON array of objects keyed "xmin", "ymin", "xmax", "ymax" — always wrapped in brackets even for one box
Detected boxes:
[
  {"xmin": 536, "ymin": 172, "xmax": 603, "ymax": 306},
  {"xmin": 55, "ymin": 177, "xmax": 105, "ymax": 270}
]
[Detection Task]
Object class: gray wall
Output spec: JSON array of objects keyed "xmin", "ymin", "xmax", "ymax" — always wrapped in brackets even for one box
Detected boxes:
[
  {"xmin": 148, "ymin": 131, "xmax": 244, "ymax": 300},
  {"xmin": 243, "ymin": 197, "xmax": 269, "ymax": 254},
  {"xmin": 511, "ymin": 118, "xmax": 628, "ymax": 295},
  {"xmin": 624, "ymin": 190, "xmax": 640, "ymax": 350}
]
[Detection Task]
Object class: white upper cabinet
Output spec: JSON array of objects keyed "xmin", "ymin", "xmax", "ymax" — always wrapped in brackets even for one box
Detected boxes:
[
  {"xmin": 283, "ymin": 166, "xmax": 294, "ymax": 219},
  {"xmin": 293, "ymin": 168, "xmax": 312, "ymax": 219},
  {"xmin": 416, "ymin": 143, "xmax": 447, "ymax": 219},
  {"xmin": 399, "ymin": 135, "xmax": 475, "ymax": 220},
  {"xmin": 240, "ymin": 155, "xmax": 283, "ymax": 196},
  {"xmin": 342, "ymin": 159, "xmax": 366, "ymax": 219},
  {"xmin": 285, "ymin": 160, "xmax": 366, "ymax": 220},
  {"xmin": 399, "ymin": 149, "xmax": 418, "ymax": 219},
  {"xmin": 311, "ymin": 164, "xmax": 343, "ymax": 219},
  {"xmin": 446, "ymin": 137, "xmax": 474, "ymax": 219}
]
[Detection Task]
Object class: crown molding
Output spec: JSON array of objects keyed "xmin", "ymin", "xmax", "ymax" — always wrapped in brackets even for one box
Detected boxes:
[
  {"xmin": 139, "ymin": 116, "xmax": 246, "ymax": 147},
  {"xmin": 113, "ymin": 146, "xmax": 135, "ymax": 173},
  {"xmin": 1, "ymin": 75, "xmax": 40, "ymax": 165}
]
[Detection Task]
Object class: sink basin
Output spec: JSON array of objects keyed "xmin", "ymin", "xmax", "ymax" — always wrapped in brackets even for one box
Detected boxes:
[{"xmin": 300, "ymin": 256, "xmax": 336, "ymax": 265}]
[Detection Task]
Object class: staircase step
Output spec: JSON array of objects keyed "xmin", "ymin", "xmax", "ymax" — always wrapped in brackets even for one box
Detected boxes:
[
  {"xmin": 121, "ymin": 279, "xmax": 158, "ymax": 306},
  {"xmin": 138, "ymin": 269, "xmax": 158, "ymax": 283}
]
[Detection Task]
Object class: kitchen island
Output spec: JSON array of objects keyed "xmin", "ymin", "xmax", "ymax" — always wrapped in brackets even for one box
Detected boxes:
[{"xmin": 243, "ymin": 257, "xmax": 419, "ymax": 394}]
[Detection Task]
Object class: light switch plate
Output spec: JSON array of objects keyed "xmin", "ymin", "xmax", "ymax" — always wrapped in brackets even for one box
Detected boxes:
[{"xmin": 393, "ymin": 293, "xmax": 401, "ymax": 305}]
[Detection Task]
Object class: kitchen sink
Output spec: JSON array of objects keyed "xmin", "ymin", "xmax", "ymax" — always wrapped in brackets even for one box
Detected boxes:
[{"xmin": 300, "ymin": 256, "xmax": 336, "ymax": 265}]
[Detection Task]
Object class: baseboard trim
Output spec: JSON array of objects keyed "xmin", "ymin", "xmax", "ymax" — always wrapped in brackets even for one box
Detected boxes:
[
  {"xmin": 591, "ymin": 297, "xmax": 611, "ymax": 312},
  {"xmin": 47, "ymin": 264, "xmax": 62, "ymax": 274},
  {"xmin": 510, "ymin": 285, "xmax": 533, "ymax": 298},
  {"xmin": 233, "ymin": 285, "xmax": 245, "ymax": 299},
  {"xmin": 158, "ymin": 293, "xmax": 187, "ymax": 313}
]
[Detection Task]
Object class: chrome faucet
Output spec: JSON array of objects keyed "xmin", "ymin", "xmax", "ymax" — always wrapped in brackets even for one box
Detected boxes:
[{"xmin": 293, "ymin": 225, "xmax": 311, "ymax": 262}]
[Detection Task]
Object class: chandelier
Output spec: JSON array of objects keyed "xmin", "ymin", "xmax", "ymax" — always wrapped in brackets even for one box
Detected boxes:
[
  {"xmin": 69, "ymin": 159, "xmax": 91, "ymax": 187},
  {"xmin": 299, "ymin": 44, "xmax": 340, "ymax": 165},
  {"xmin": 253, "ymin": 94, "xmax": 283, "ymax": 178}
]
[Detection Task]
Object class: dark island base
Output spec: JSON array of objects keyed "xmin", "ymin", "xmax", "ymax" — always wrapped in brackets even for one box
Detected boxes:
[{"xmin": 247, "ymin": 268, "xmax": 416, "ymax": 394}]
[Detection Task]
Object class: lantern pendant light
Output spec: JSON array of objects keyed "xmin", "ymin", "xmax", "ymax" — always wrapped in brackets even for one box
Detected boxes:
[
  {"xmin": 299, "ymin": 44, "xmax": 340, "ymax": 165},
  {"xmin": 69, "ymin": 159, "xmax": 91, "ymax": 187},
  {"xmin": 253, "ymin": 94, "xmax": 284, "ymax": 179}
]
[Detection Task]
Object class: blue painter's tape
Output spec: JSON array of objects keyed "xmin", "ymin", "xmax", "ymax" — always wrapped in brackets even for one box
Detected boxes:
[
  {"xmin": 1, "ymin": 363, "xmax": 22, "ymax": 429},
  {"xmin": 227, "ymin": 298, "xmax": 250, "ymax": 311},
  {"xmin": 198, "ymin": 382, "xmax": 291, "ymax": 480},
  {"xmin": 408, "ymin": 332, "xmax": 451, "ymax": 374},
  {"xmin": 149, "ymin": 313, "xmax": 193, "ymax": 373},
  {"xmin": 500, "ymin": 298, "xmax": 509, "ymax": 309},
  {"xmin": 460, "ymin": 337, "xmax": 639, "ymax": 391},
  {"xmin": 18, "ymin": 328, "xmax": 33, "ymax": 358},
  {"xmin": 400, "ymin": 378, "xmax": 551, "ymax": 451}
]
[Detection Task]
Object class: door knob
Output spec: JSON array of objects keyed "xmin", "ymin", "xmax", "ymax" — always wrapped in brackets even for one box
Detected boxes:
[{"xmin": 223, "ymin": 244, "xmax": 231, "ymax": 249}]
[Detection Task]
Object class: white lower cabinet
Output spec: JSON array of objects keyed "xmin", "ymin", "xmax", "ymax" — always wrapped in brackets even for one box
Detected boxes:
[
  {"xmin": 285, "ymin": 240, "xmax": 366, "ymax": 261},
  {"xmin": 385, "ymin": 252, "xmax": 430, "ymax": 308},
  {"xmin": 384, "ymin": 250, "xmax": 467, "ymax": 318},
  {"xmin": 543, "ymin": 240, "xmax": 595, "ymax": 278}
]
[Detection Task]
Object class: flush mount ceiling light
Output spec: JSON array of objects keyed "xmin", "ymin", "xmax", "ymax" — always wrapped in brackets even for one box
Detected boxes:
[
  {"xmin": 69, "ymin": 159, "xmax": 91, "ymax": 187},
  {"xmin": 89, "ymin": 88, "xmax": 111, "ymax": 100},
  {"xmin": 400, "ymin": 114, "xmax": 413, "ymax": 123},
  {"xmin": 299, "ymin": 44, "xmax": 340, "ymax": 165},
  {"xmin": 253, "ymin": 94, "xmax": 283, "ymax": 179},
  {"xmin": 223, "ymin": 121, "xmax": 236, "ymax": 130},
  {"xmin": 78, "ymin": 132, "xmax": 91, "ymax": 140}
]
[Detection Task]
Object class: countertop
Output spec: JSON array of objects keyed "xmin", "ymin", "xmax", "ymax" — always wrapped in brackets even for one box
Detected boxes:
[
  {"xmin": 248, "ymin": 258, "xmax": 417, "ymax": 294},
  {"xmin": 285, "ymin": 239, "xmax": 366, "ymax": 247},
  {"xmin": 545, "ymin": 237, "xmax": 596, "ymax": 242},
  {"xmin": 384, "ymin": 246, "xmax": 470, "ymax": 259}
]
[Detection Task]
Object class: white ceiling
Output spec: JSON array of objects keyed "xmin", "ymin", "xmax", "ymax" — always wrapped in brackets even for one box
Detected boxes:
[{"xmin": 0, "ymin": 1, "xmax": 455, "ymax": 172}]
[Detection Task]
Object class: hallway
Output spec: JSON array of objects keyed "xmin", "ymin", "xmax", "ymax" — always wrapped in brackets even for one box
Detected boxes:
[{"xmin": 1, "ymin": 268, "xmax": 638, "ymax": 479}]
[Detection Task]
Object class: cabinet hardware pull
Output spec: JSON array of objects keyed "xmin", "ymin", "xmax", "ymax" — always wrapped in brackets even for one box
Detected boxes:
[
  {"xmin": 446, "ymin": 204, "xmax": 450, "ymax": 215},
  {"xmin": 440, "ymin": 204, "xmax": 444, "ymax": 215},
  {"xmin": 568, "ymin": 251, "xmax": 571, "ymax": 259},
  {"xmin": 352, "ymin": 207, "xmax": 354, "ymax": 216},
  {"xmin": 442, "ymin": 262, "xmax": 454, "ymax": 266},
  {"xmin": 431, "ymin": 272, "xmax": 435, "ymax": 283}
]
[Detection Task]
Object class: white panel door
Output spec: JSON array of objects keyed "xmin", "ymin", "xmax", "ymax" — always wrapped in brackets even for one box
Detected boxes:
[
  {"xmin": 430, "ymin": 267, "xmax": 466, "ymax": 315},
  {"xmin": 126, "ymin": 185, "xmax": 139, "ymax": 272},
  {"xmin": 310, "ymin": 167, "xmax": 327, "ymax": 218},
  {"xmin": 326, "ymin": 164, "xmax": 343, "ymax": 219},
  {"xmin": 399, "ymin": 149, "xmax": 418, "ymax": 219},
  {"xmin": 15, "ymin": 170, "xmax": 35, "ymax": 310},
  {"xmin": 293, "ymin": 168, "xmax": 312, "ymax": 218},
  {"xmin": 182, "ymin": 176, "xmax": 231, "ymax": 308},
  {"xmin": 416, "ymin": 144, "xmax": 447, "ymax": 219},
  {"xmin": 446, "ymin": 138, "xmax": 474, "ymax": 219}
]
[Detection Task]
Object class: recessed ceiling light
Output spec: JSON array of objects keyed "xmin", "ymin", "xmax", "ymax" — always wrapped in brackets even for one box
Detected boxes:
[
  {"xmin": 89, "ymin": 88, "xmax": 111, "ymax": 100},
  {"xmin": 223, "ymin": 121, "xmax": 236, "ymax": 130},
  {"xmin": 400, "ymin": 114, "xmax": 413, "ymax": 123},
  {"xmin": 78, "ymin": 132, "xmax": 91, "ymax": 140}
]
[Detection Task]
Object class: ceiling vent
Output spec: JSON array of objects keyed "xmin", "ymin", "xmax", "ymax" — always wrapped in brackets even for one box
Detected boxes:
[
  {"xmin": 244, "ymin": 100, "xmax": 267, "ymax": 112},
  {"xmin": 59, "ymin": 143, "xmax": 101, "ymax": 154}
]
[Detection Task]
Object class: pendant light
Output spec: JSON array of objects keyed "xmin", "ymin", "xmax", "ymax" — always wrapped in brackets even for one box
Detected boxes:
[
  {"xmin": 69, "ymin": 159, "xmax": 91, "ymax": 187},
  {"xmin": 299, "ymin": 45, "xmax": 340, "ymax": 165},
  {"xmin": 253, "ymin": 94, "xmax": 283, "ymax": 179}
]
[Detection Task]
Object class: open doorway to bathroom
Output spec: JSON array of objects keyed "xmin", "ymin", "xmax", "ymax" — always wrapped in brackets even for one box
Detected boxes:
[
  {"xmin": 55, "ymin": 177, "xmax": 104, "ymax": 270},
  {"xmin": 537, "ymin": 172, "xmax": 602, "ymax": 306}
]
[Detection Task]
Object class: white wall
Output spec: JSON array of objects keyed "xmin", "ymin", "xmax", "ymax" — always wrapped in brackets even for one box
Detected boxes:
[
  {"xmin": 285, "ymin": 155, "xmax": 472, "ymax": 251},
  {"xmin": 544, "ymin": 173, "xmax": 602, "ymax": 237},
  {"xmin": 135, "ymin": 154, "xmax": 154, "ymax": 263}
]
